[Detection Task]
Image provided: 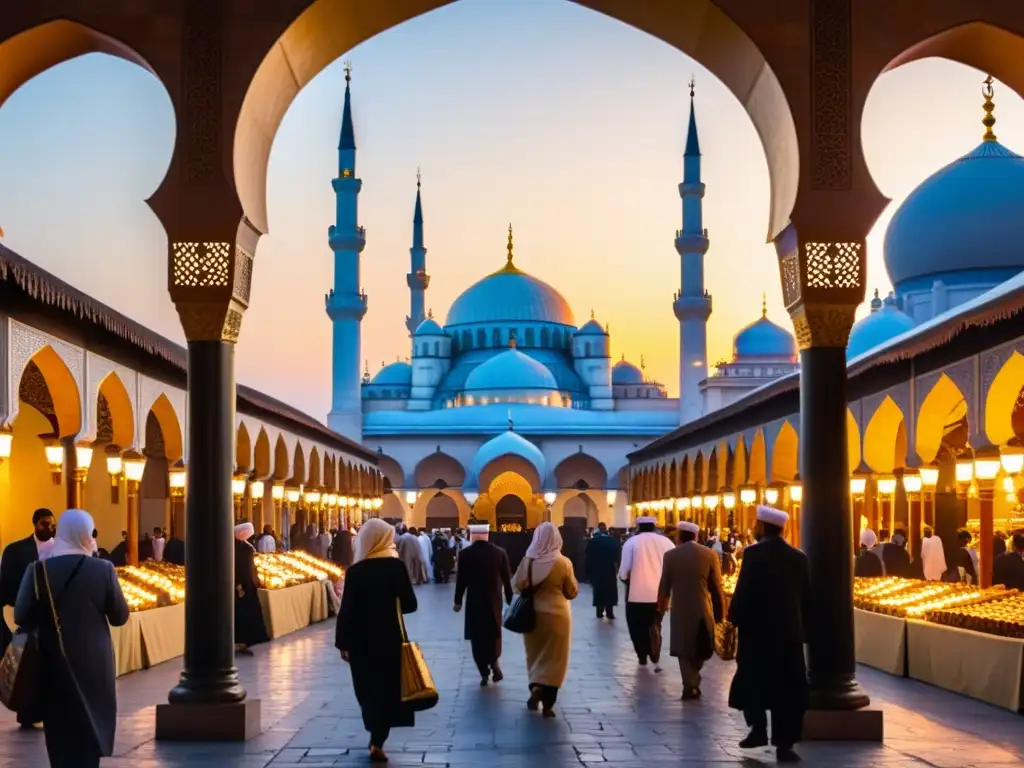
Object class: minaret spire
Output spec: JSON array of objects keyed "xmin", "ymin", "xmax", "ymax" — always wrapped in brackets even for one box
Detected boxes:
[
  {"xmin": 982, "ymin": 74, "xmax": 997, "ymax": 143},
  {"xmin": 406, "ymin": 169, "xmax": 430, "ymax": 337},
  {"xmin": 673, "ymin": 77, "xmax": 711, "ymax": 425},
  {"xmin": 326, "ymin": 61, "xmax": 367, "ymax": 440}
]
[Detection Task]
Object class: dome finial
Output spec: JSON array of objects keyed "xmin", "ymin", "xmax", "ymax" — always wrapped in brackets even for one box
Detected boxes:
[
  {"xmin": 416, "ymin": 165, "xmax": 421, "ymax": 189},
  {"xmin": 427, "ymin": 307, "xmax": 433, "ymax": 319},
  {"xmin": 590, "ymin": 308, "xmax": 595, "ymax": 320},
  {"xmin": 982, "ymin": 75, "xmax": 997, "ymax": 142},
  {"xmin": 761, "ymin": 292, "xmax": 767, "ymax": 318},
  {"xmin": 688, "ymin": 74, "xmax": 695, "ymax": 99},
  {"xmin": 506, "ymin": 223, "xmax": 515, "ymax": 267}
]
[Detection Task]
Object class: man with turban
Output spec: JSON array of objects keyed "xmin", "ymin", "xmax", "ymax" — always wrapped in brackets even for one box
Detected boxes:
[
  {"xmin": 234, "ymin": 522, "xmax": 269, "ymax": 654},
  {"xmin": 618, "ymin": 516, "xmax": 674, "ymax": 670},
  {"xmin": 454, "ymin": 524, "xmax": 513, "ymax": 686}
]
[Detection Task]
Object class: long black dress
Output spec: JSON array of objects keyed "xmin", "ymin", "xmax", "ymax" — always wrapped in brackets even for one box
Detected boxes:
[
  {"xmin": 234, "ymin": 538, "xmax": 270, "ymax": 647},
  {"xmin": 331, "ymin": 530, "xmax": 354, "ymax": 568},
  {"xmin": 585, "ymin": 534, "xmax": 620, "ymax": 612},
  {"xmin": 336, "ymin": 557, "xmax": 418, "ymax": 741},
  {"xmin": 454, "ymin": 541, "xmax": 513, "ymax": 677},
  {"xmin": 727, "ymin": 534, "xmax": 810, "ymax": 748}
]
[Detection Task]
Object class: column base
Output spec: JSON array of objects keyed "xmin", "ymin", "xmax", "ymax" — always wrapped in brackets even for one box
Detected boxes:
[
  {"xmin": 803, "ymin": 709, "xmax": 883, "ymax": 742},
  {"xmin": 156, "ymin": 699, "xmax": 261, "ymax": 741}
]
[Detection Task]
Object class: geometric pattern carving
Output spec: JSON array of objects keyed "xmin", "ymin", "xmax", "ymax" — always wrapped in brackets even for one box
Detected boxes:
[
  {"xmin": 232, "ymin": 245, "xmax": 253, "ymax": 305},
  {"xmin": 811, "ymin": 0, "xmax": 852, "ymax": 191},
  {"xmin": 96, "ymin": 393, "xmax": 114, "ymax": 444},
  {"xmin": 780, "ymin": 252, "xmax": 801, "ymax": 307},
  {"xmin": 19, "ymin": 360, "xmax": 57, "ymax": 432},
  {"xmin": 183, "ymin": 0, "xmax": 222, "ymax": 183},
  {"xmin": 145, "ymin": 410, "xmax": 167, "ymax": 459},
  {"xmin": 10, "ymin": 320, "xmax": 83, "ymax": 387},
  {"xmin": 172, "ymin": 242, "xmax": 230, "ymax": 287},
  {"xmin": 790, "ymin": 303, "xmax": 857, "ymax": 350},
  {"xmin": 224, "ymin": 309, "xmax": 243, "ymax": 343},
  {"xmin": 805, "ymin": 242, "xmax": 861, "ymax": 289}
]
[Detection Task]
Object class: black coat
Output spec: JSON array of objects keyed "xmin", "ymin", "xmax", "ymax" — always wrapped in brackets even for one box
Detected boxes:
[
  {"xmin": 854, "ymin": 549, "xmax": 884, "ymax": 578},
  {"xmin": 234, "ymin": 539, "xmax": 269, "ymax": 647},
  {"xmin": 454, "ymin": 541, "xmax": 513, "ymax": 641},
  {"xmin": 881, "ymin": 542, "xmax": 912, "ymax": 578},
  {"xmin": 728, "ymin": 535, "xmax": 810, "ymax": 713},
  {"xmin": 0, "ymin": 536, "xmax": 39, "ymax": 654},
  {"xmin": 163, "ymin": 538, "xmax": 185, "ymax": 566},
  {"xmin": 993, "ymin": 551, "xmax": 1024, "ymax": 591},
  {"xmin": 332, "ymin": 531, "xmax": 354, "ymax": 568},
  {"xmin": 336, "ymin": 557, "xmax": 418, "ymax": 731},
  {"xmin": 585, "ymin": 534, "xmax": 620, "ymax": 607}
]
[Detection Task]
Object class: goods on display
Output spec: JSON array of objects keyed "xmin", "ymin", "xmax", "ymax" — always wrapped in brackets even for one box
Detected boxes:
[
  {"xmin": 853, "ymin": 576, "xmax": 1016, "ymax": 618},
  {"xmin": 926, "ymin": 592, "xmax": 1024, "ymax": 638},
  {"xmin": 255, "ymin": 551, "xmax": 344, "ymax": 590}
]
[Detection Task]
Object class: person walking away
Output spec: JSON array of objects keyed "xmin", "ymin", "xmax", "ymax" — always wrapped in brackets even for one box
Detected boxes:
[
  {"xmin": 150, "ymin": 527, "xmax": 166, "ymax": 562},
  {"xmin": 14, "ymin": 508, "xmax": 130, "ymax": 767},
  {"xmin": 1, "ymin": 507, "xmax": 56, "ymax": 727},
  {"xmin": 618, "ymin": 516, "xmax": 674, "ymax": 670},
  {"xmin": 233, "ymin": 522, "xmax": 269, "ymax": 655},
  {"xmin": 880, "ymin": 529, "xmax": 911, "ymax": 577},
  {"xmin": 332, "ymin": 528, "xmax": 354, "ymax": 569},
  {"xmin": 920, "ymin": 527, "xmax": 946, "ymax": 581},
  {"xmin": 585, "ymin": 522, "xmax": 620, "ymax": 620},
  {"xmin": 658, "ymin": 521, "xmax": 724, "ymax": 700},
  {"xmin": 336, "ymin": 519, "xmax": 417, "ymax": 763},
  {"xmin": 163, "ymin": 533, "xmax": 185, "ymax": 565},
  {"xmin": 728, "ymin": 506, "xmax": 809, "ymax": 763},
  {"xmin": 513, "ymin": 522, "xmax": 578, "ymax": 719},
  {"xmin": 454, "ymin": 524, "xmax": 513, "ymax": 686},
  {"xmin": 950, "ymin": 530, "xmax": 978, "ymax": 583},
  {"xmin": 256, "ymin": 525, "xmax": 277, "ymax": 553},
  {"xmin": 434, "ymin": 535, "xmax": 456, "ymax": 584},
  {"xmin": 854, "ymin": 529, "xmax": 884, "ymax": 577},
  {"xmin": 994, "ymin": 532, "xmax": 1024, "ymax": 590},
  {"xmin": 316, "ymin": 527, "xmax": 333, "ymax": 560},
  {"xmin": 417, "ymin": 529, "xmax": 433, "ymax": 581},
  {"xmin": 398, "ymin": 527, "xmax": 428, "ymax": 585}
]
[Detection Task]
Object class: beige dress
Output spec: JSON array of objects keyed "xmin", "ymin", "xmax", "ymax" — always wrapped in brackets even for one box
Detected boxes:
[{"xmin": 513, "ymin": 555, "xmax": 579, "ymax": 687}]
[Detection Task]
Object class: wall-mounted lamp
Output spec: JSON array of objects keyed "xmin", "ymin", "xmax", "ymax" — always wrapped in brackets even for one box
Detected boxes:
[
  {"xmin": 0, "ymin": 429, "xmax": 12, "ymax": 463},
  {"xmin": 543, "ymin": 491, "xmax": 556, "ymax": 506},
  {"xmin": 44, "ymin": 442, "xmax": 64, "ymax": 484},
  {"xmin": 106, "ymin": 444, "xmax": 123, "ymax": 503}
]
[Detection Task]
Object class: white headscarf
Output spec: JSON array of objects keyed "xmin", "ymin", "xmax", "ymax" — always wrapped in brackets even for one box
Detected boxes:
[
  {"xmin": 234, "ymin": 522, "xmax": 255, "ymax": 541},
  {"xmin": 860, "ymin": 529, "xmax": 877, "ymax": 549},
  {"xmin": 354, "ymin": 518, "xmax": 398, "ymax": 562},
  {"xmin": 524, "ymin": 522, "xmax": 563, "ymax": 583},
  {"xmin": 51, "ymin": 509, "xmax": 96, "ymax": 558}
]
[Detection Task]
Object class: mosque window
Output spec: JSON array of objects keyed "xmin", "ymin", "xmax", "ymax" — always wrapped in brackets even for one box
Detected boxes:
[
  {"xmin": 434, "ymin": 341, "xmax": 440, "ymax": 356},
  {"xmin": 525, "ymin": 328, "xmax": 535, "ymax": 347},
  {"xmin": 584, "ymin": 342, "xmax": 591, "ymax": 357},
  {"xmin": 477, "ymin": 328, "xmax": 487, "ymax": 347},
  {"xmin": 420, "ymin": 343, "xmax": 427, "ymax": 356},
  {"xmin": 541, "ymin": 328, "xmax": 550, "ymax": 347},
  {"xmin": 462, "ymin": 330, "xmax": 472, "ymax": 349},
  {"xmin": 492, "ymin": 328, "xmax": 501, "ymax": 347}
]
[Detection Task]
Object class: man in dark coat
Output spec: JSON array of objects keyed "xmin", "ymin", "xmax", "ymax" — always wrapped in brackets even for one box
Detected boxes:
[
  {"xmin": 0, "ymin": 507, "xmax": 56, "ymax": 726},
  {"xmin": 454, "ymin": 524, "xmax": 513, "ymax": 687},
  {"xmin": 728, "ymin": 506, "xmax": 809, "ymax": 763},
  {"xmin": 880, "ymin": 529, "xmax": 912, "ymax": 577},
  {"xmin": 233, "ymin": 522, "xmax": 269, "ymax": 654},
  {"xmin": 994, "ymin": 532, "xmax": 1024, "ymax": 590},
  {"xmin": 586, "ymin": 523, "xmax": 620, "ymax": 619},
  {"xmin": 163, "ymin": 535, "xmax": 185, "ymax": 566}
]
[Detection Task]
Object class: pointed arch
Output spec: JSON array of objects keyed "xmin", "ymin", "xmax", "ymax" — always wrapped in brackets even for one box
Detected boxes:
[
  {"xmin": 679, "ymin": 455, "xmax": 691, "ymax": 495},
  {"xmin": 273, "ymin": 434, "xmax": 291, "ymax": 481},
  {"xmin": 323, "ymin": 454, "xmax": 334, "ymax": 491},
  {"xmin": 771, "ymin": 421, "xmax": 799, "ymax": 482},
  {"xmin": 25, "ymin": 345, "xmax": 81, "ymax": 437},
  {"xmin": 376, "ymin": 454, "xmax": 405, "ymax": 490},
  {"xmin": 235, "ymin": 422, "xmax": 252, "ymax": 472},
  {"xmin": 253, "ymin": 427, "xmax": 272, "ymax": 477},
  {"xmin": 693, "ymin": 452, "xmax": 706, "ymax": 494},
  {"xmin": 986, "ymin": 351, "xmax": 1024, "ymax": 446},
  {"xmin": 290, "ymin": 441, "xmax": 307, "ymax": 486},
  {"xmin": 748, "ymin": 430, "xmax": 767, "ymax": 485},
  {"xmin": 864, "ymin": 396, "xmax": 905, "ymax": 473},
  {"xmin": 733, "ymin": 436, "xmax": 748, "ymax": 488},
  {"xmin": 149, "ymin": 393, "xmax": 182, "ymax": 463},
  {"xmin": 414, "ymin": 451, "xmax": 466, "ymax": 489},
  {"xmin": 308, "ymin": 446, "xmax": 322, "ymax": 487},
  {"xmin": 917, "ymin": 374, "xmax": 968, "ymax": 464},
  {"xmin": 553, "ymin": 452, "xmax": 608, "ymax": 490},
  {"xmin": 707, "ymin": 448, "xmax": 720, "ymax": 492},
  {"xmin": 97, "ymin": 371, "xmax": 134, "ymax": 448}
]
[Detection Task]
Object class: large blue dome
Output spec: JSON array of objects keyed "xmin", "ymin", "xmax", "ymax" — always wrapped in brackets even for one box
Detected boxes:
[
  {"xmin": 847, "ymin": 293, "xmax": 916, "ymax": 359},
  {"xmin": 612, "ymin": 358, "xmax": 644, "ymax": 385},
  {"xmin": 733, "ymin": 315, "xmax": 796, "ymax": 360},
  {"xmin": 464, "ymin": 348, "xmax": 558, "ymax": 392},
  {"xmin": 885, "ymin": 139, "xmax": 1024, "ymax": 290}
]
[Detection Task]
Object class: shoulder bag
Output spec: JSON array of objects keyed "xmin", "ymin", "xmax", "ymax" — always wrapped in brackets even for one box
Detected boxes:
[
  {"xmin": 397, "ymin": 599, "xmax": 438, "ymax": 712},
  {"xmin": 502, "ymin": 558, "xmax": 536, "ymax": 634},
  {"xmin": 0, "ymin": 565, "xmax": 41, "ymax": 712}
]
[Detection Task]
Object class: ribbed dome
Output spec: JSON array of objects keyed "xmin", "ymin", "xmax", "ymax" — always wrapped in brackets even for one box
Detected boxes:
[
  {"xmin": 847, "ymin": 293, "xmax": 916, "ymax": 359},
  {"xmin": 733, "ymin": 315, "xmax": 796, "ymax": 360},
  {"xmin": 576, "ymin": 318, "xmax": 607, "ymax": 336},
  {"xmin": 612, "ymin": 359, "xmax": 644, "ymax": 385},
  {"xmin": 469, "ymin": 430, "xmax": 546, "ymax": 484},
  {"xmin": 464, "ymin": 348, "xmax": 559, "ymax": 392},
  {"xmin": 885, "ymin": 140, "xmax": 1024, "ymax": 289},
  {"xmin": 414, "ymin": 317, "xmax": 444, "ymax": 336},
  {"xmin": 369, "ymin": 361, "xmax": 412, "ymax": 386}
]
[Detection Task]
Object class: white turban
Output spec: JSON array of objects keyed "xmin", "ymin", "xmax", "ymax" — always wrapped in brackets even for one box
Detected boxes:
[
  {"xmin": 234, "ymin": 522, "xmax": 255, "ymax": 541},
  {"xmin": 756, "ymin": 505, "xmax": 789, "ymax": 528},
  {"xmin": 676, "ymin": 521, "xmax": 700, "ymax": 535},
  {"xmin": 468, "ymin": 524, "xmax": 490, "ymax": 541},
  {"xmin": 636, "ymin": 516, "xmax": 657, "ymax": 526},
  {"xmin": 860, "ymin": 529, "xmax": 878, "ymax": 549},
  {"xmin": 51, "ymin": 509, "xmax": 96, "ymax": 558}
]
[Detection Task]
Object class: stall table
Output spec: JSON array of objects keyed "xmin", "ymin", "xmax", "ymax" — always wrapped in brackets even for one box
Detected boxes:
[
  {"xmin": 259, "ymin": 580, "xmax": 329, "ymax": 639},
  {"xmin": 854, "ymin": 608, "xmax": 907, "ymax": 676}
]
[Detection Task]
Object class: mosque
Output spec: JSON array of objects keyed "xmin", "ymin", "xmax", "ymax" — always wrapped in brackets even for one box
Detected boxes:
[{"xmin": 323, "ymin": 71, "xmax": 797, "ymax": 531}]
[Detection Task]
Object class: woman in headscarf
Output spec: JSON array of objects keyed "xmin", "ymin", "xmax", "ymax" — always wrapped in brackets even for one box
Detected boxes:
[
  {"xmin": 512, "ymin": 522, "xmax": 579, "ymax": 719},
  {"xmin": 332, "ymin": 528, "xmax": 354, "ymax": 569},
  {"xmin": 854, "ymin": 529, "xmax": 884, "ymax": 577},
  {"xmin": 336, "ymin": 519, "xmax": 418, "ymax": 763},
  {"xmin": 15, "ymin": 509, "xmax": 130, "ymax": 768},
  {"xmin": 234, "ymin": 522, "xmax": 269, "ymax": 655}
]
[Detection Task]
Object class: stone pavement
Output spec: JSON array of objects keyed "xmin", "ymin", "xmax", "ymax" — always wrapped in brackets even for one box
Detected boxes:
[{"xmin": 3, "ymin": 582, "xmax": 1024, "ymax": 767}]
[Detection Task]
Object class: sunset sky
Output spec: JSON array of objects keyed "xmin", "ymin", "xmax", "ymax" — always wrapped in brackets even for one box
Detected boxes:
[{"xmin": 0, "ymin": 0, "xmax": 1020, "ymax": 420}]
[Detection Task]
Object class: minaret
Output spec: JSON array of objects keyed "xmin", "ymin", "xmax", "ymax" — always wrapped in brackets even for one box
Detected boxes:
[
  {"xmin": 673, "ymin": 78, "xmax": 712, "ymax": 424},
  {"xmin": 405, "ymin": 169, "xmax": 430, "ymax": 337},
  {"xmin": 326, "ymin": 62, "xmax": 367, "ymax": 441}
]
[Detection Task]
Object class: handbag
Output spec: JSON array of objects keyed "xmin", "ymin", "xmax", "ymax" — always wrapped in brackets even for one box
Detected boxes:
[
  {"xmin": 502, "ymin": 559, "xmax": 536, "ymax": 634},
  {"xmin": 397, "ymin": 599, "xmax": 438, "ymax": 712},
  {"xmin": 0, "ymin": 567, "xmax": 40, "ymax": 712},
  {"xmin": 714, "ymin": 620, "xmax": 737, "ymax": 661}
]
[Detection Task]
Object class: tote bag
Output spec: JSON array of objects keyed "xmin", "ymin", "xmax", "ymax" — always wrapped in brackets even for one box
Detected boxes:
[
  {"xmin": 397, "ymin": 600, "xmax": 438, "ymax": 712},
  {"xmin": 502, "ymin": 559, "xmax": 536, "ymax": 634}
]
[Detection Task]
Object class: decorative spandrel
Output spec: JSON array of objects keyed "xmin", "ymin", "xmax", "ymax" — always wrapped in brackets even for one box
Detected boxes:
[
  {"xmin": 172, "ymin": 242, "xmax": 230, "ymax": 288},
  {"xmin": 805, "ymin": 241, "xmax": 861, "ymax": 289}
]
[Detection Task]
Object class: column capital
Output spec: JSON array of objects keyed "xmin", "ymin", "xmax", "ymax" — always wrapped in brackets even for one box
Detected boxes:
[{"xmin": 774, "ymin": 225, "xmax": 867, "ymax": 350}]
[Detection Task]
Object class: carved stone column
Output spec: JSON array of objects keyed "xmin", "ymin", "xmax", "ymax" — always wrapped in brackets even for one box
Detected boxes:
[{"xmin": 776, "ymin": 226, "xmax": 871, "ymax": 713}]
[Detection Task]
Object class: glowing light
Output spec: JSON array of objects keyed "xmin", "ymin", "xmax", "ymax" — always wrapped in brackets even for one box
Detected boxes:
[
  {"xmin": 44, "ymin": 444, "xmax": 64, "ymax": 469},
  {"xmin": 272, "ymin": 484, "xmax": 285, "ymax": 501},
  {"xmin": 123, "ymin": 452, "xmax": 146, "ymax": 483},
  {"xmin": 0, "ymin": 431, "xmax": 11, "ymax": 459},
  {"xmin": 250, "ymin": 480, "xmax": 265, "ymax": 500},
  {"xmin": 920, "ymin": 465, "xmax": 939, "ymax": 488},
  {"xmin": 901, "ymin": 472, "xmax": 922, "ymax": 494},
  {"xmin": 764, "ymin": 487, "xmax": 779, "ymax": 505},
  {"xmin": 739, "ymin": 487, "xmax": 757, "ymax": 505},
  {"xmin": 544, "ymin": 491, "xmax": 556, "ymax": 505},
  {"xmin": 74, "ymin": 444, "xmax": 93, "ymax": 470},
  {"xmin": 789, "ymin": 483, "xmax": 802, "ymax": 504},
  {"xmin": 107, "ymin": 455, "xmax": 123, "ymax": 477},
  {"xmin": 606, "ymin": 490, "xmax": 617, "ymax": 505},
  {"xmin": 286, "ymin": 488, "xmax": 300, "ymax": 503}
]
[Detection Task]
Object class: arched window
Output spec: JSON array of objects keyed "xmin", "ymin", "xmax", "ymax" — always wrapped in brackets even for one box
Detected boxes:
[
  {"xmin": 462, "ymin": 330, "xmax": 472, "ymax": 349},
  {"xmin": 541, "ymin": 328, "xmax": 550, "ymax": 347},
  {"xmin": 525, "ymin": 328, "xmax": 535, "ymax": 347},
  {"xmin": 433, "ymin": 341, "xmax": 439, "ymax": 356},
  {"xmin": 477, "ymin": 328, "xmax": 486, "ymax": 347},
  {"xmin": 492, "ymin": 328, "xmax": 501, "ymax": 347},
  {"xmin": 420, "ymin": 343, "xmax": 428, "ymax": 356}
]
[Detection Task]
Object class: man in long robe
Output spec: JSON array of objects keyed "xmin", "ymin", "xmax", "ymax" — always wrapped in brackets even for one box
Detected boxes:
[
  {"xmin": 728, "ymin": 506, "xmax": 809, "ymax": 763},
  {"xmin": 618, "ymin": 516, "xmax": 673, "ymax": 669},
  {"xmin": 454, "ymin": 525, "xmax": 513, "ymax": 686},
  {"xmin": 920, "ymin": 527, "xmax": 947, "ymax": 581},
  {"xmin": 417, "ymin": 530, "xmax": 434, "ymax": 581},
  {"xmin": 398, "ymin": 527, "xmax": 428, "ymax": 584},
  {"xmin": 586, "ymin": 523, "xmax": 620, "ymax": 620}
]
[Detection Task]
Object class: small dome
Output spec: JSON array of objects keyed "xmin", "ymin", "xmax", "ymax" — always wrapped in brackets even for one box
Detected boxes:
[
  {"xmin": 464, "ymin": 348, "xmax": 559, "ymax": 393},
  {"xmin": 469, "ymin": 430, "xmax": 546, "ymax": 484},
  {"xmin": 576, "ymin": 318, "xmax": 607, "ymax": 336},
  {"xmin": 885, "ymin": 139, "xmax": 1024, "ymax": 290},
  {"xmin": 414, "ymin": 317, "xmax": 444, "ymax": 336},
  {"xmin": 847, "ymin": 293, "xmax": 916, "ymax": 359},
  {"xmin": 612, "ymin": 358, "xmax": 644, "ymax": 385},
  {"xmin": 369, "ymin": 361, "xmax": 412, "ymax": 386},
  {"xmin": 733, "ymin": 315, "xmax": 796, "ymax": 360}
]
